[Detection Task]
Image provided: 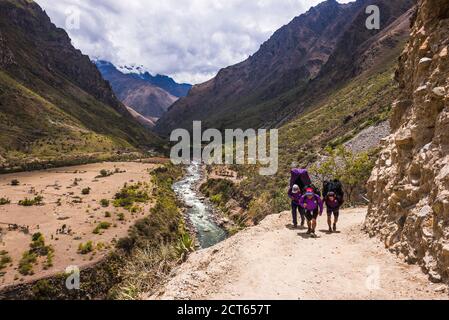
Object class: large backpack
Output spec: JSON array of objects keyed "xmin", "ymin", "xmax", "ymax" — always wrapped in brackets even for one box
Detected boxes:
[
  {"xmin": 323, "ymin": 179, "xmax": 344, "ymax": 199},
  {"xmin": 290, "ymin": 169, "xmax": 312, "ymax": 192}
]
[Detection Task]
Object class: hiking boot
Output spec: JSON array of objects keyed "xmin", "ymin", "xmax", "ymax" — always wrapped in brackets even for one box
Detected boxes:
[
  {"xmin": 300, "ymin": 221, "xmax": 305, "ymax": 228},
  {"xmin": 333, "ymin": 224, "xmax": 337, "ymax": 232},
  {"xmin": 307, "ymin": 229, "xmax": 312, "ymax": 235},
  {"xmin": 311, "ymin": 232, "xmax": 317, "ymax": 238},
  {"xmin": 329, "ymin": 227, "xmax": 333, "ymax": 233}
]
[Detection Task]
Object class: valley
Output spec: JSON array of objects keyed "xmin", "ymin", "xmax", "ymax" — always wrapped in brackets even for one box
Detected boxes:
[{"xmin": 0, "ymin": 0, "xmax": 448, "ymax": 302}]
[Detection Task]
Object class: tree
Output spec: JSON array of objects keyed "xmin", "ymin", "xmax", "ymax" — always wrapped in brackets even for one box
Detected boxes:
[{"xmin": 310, "ymin": 146, "xmax": 375, "ymax": 204}]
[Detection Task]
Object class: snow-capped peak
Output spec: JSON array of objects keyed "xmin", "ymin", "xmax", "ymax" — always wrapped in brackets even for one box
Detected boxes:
[{"xmin": 116, "ymin": 63, "xmax": 153, "ymax": 77}]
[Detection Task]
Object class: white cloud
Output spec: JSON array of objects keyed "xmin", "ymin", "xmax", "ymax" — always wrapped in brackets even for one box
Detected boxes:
[{"xmin": 35, "ymin": 0, "xmax": 352, "ymax": 84}]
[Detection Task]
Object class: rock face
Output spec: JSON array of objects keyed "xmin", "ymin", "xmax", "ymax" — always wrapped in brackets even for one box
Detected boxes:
[{"xmin": 366, "ymin": 0, "xmax": 449, "ymax": 283}]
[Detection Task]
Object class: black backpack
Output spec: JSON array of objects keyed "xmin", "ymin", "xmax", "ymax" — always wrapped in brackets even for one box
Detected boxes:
[{"xmin": 323, "ymin": 180, "xmax": 344, "ymax": 199}]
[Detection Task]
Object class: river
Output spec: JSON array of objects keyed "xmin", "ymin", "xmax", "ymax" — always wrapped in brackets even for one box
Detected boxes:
[{"xmin": 173, "ymin": 163, "xmax": 227, "ymax": 249}]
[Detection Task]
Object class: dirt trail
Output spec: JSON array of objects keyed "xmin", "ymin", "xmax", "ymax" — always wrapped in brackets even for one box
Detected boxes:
[{"xmin": 149, "ymin": 208, "xmax": 448, "ymax": 300}]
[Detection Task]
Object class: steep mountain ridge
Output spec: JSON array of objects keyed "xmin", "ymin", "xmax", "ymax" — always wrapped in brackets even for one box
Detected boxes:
[
  {"xmin": 156, "ymin": 0, "xmax": 415, "ymax": 134},
  {"xmin": 0, "ymin": 0, "xmax": 162, "ymax": 169},
  {"xmin": 366, "ymin": 0, "xmax": 449, "ymax": 283},
  {"xmin": 115, "ymin": 63, "xmax": 191, "ymax": 98},
  {"xmin": 95, "ymin": 60, "xmax": 178, "ymax": 119}
]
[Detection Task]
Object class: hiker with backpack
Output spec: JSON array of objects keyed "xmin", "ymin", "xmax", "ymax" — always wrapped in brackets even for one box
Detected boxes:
[
  {"xmin": 299, "ymin": 187, "xmax": 323, "ymax": 237},
  {"xmin": 288, "ymin": 184, "xmax": 306, "ymax": 228},
  {"xmin": 323, "ymin": 180, "xmax": 345, "ymax": 233},
  {"xmin": 324, "ymin": 192, "xmax": 343, "ymax": 233}
]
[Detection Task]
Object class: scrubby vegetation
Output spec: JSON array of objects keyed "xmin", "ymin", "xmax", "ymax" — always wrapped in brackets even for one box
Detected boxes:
[
  {"xmin": 113, "ymin": 182, "xmax": 149, "ymax": 211},
  {"xmin": 18, "ymin": 196, "xmax": 44, "ymax": 206},
  {"xmin": 18, "ymin": 233, "xmax": 54, "ymax": 275},
  {"xmin": 18, "ymin": 251, "xmax": 37, "ymax": 276},
  {"xmin": 0, "ymin": 251, "xmax": 12, "ymax": 271},
  {"xmin": 100, "ymin": 199, "xmax": 110, "ymax": 207},
  {"xmin": 175, "ymin": 233, "xmax": 195, "ymax": 262},
  {"xmin": 81, "ymin": 187, "xmax": 91, "ymax": 195},
  {"xmin": 310, "ymin": 146, "xmax": 376, "ymax": 204},
  {"xmin": 200, "ymin": 179, "xmax": 237, "ymax": 210},
  {"xmin": 110, "ymin": 164, "xmax": 188, "ymax": 299},
  {"xmin": 93, "ymin": 222, "xmax": 112, "ymax": 235},
  {"xmin": 232, "ymin": 66, "xmax": 398, "ymax": 224},
  {"xmin": 0, "ymin": 197, "xmax": 11, "ymax": 205},
  {"xmin": 10, "ymin": 179, "xmax": 20, "ymax": 186},
  {"xmin": 200, "ymin": 177, "xmax": 249, "ymax": 229},
  {"xmin": 78, "ymin": 241, "xmax": 94, "ymax": 254}
]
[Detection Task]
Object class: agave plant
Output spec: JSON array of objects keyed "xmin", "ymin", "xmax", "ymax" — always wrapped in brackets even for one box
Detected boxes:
[{"xmin": 175, "ymin": 233, "xmax": 195, "ymax": 262}]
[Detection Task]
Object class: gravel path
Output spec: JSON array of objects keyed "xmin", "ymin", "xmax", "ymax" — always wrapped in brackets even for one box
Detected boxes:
[{"xmin": 149, "ymin": 208, "xmax": 448, "ymax": 300}]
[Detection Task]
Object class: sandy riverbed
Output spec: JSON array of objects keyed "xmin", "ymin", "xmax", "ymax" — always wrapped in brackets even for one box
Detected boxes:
[{"xmin": 0, "ymin": 161, "xmax": 157, "ymax": 289}]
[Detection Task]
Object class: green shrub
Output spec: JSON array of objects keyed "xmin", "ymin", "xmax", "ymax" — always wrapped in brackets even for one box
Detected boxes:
[
  {"xmin": 113, "ymin": 183, "xmax": 149, "ymax": 210},
  {"xmin": 0, "ymin": 197, "xmax": 11, "ymax": 205},
  {"xmin": 81, "ymin": 187, "xmax": 91, "ymax": 195},
  {"xmin": 11, "ymin": 179, "xmax": 20, "ymax": 186},
  {"xmin": 78, "ymin": 241, "xmax": 94, "ymax": 254},
  {"xmin": 100, "ymin": 199, "xmax": 110, "ymax": 207},
  {"xmin": 175, "ymin": 233, "xmax": 195, "ymax": 262},
  {"xmin": 210, "ymin": 194, "xmax": 222, "ymax": 205},
  {"xmin": 19, "ymin": 251, "xmax": 37, "ymax": 275},
  {"xmin": 32, "ymin": 280, "xmax": 57, "ymax": 299},
  {"xmin": 97, "ymin": 169, "xmax": 113, "ymax": 178},
  {"xmin": 117, "ymin": 212, "xmax": 125, "ymax": 221},
  {"xmin": 30, "ymin": 233, "xmax": 53, "ymax": 257},
  {"xmin": 18, "ymin": 196, "xmax": 44, "ymax": 206},
  {"xmin": 200, "ymin": 179, "xmax": 237, "ymax": 209},
  {"xmin": 0, "ymin": 251, "xmax": 12, "ymax": 270},
  {"xmin": 93, "ymin": 222, "xmax": 112, "ymax": 234},
  {"xmin": 105, "ymin": 211, "xmax": 112, "ymax": 218},
  {"xmin": 44, "ymin": 248, "xmax": 55, "ymax": 270}
]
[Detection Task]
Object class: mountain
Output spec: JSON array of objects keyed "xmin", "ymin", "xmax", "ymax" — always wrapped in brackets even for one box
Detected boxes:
[
  {"xmin": 366, "ymin": 0, "xmax": 449, "ymax": 282},
  {"xmin": 155, "ymin": 0, "xmax": 415, "ymax": 135},
  {"xmin": 95, "ymin": 60, "xmax": 178, "ymax": 119},
  {"xmin": 0, "ymin": 0, "xmax": 163, "ymax": 169},
  {"xmin": 115, "ymin": 63, "xmax": 192, "ymax": 98},
  {"xmin": 125, "ymin": 106, "xmax": 157, "ymax": 129}
]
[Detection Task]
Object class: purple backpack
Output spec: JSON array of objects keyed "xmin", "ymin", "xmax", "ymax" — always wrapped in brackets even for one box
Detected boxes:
[{"xmin": 290, "ymin": 169, "xmax": 312, "ymax": 191}]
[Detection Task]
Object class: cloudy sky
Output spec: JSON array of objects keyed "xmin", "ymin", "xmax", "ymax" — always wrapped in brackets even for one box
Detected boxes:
[{"xmin": 36, "ymin": 0, "xmax": 351, "ymax": 84}]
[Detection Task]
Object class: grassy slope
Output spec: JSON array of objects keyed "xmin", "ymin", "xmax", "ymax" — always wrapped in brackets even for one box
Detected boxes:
[
  {"xmin": 0, "ymin": 0, "xmax": 164, "ymax": 169},
  {"xmin": 235, "ymin": 61, "xmax": 399, "ymax": 223},
  {"xmin": 0, "ymin": 69, "xmax": 163, "ymax": 169}
]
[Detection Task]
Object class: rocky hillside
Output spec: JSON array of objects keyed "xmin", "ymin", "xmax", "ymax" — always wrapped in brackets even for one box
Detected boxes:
[
  {"xmin": 366, "ymin": 0, "xmax": 449, "ymax": 283},
  {"xmin": 155, "ymin": 0, "xmax": 414, "ymax": 135},
  {"xmin": 95, "ymin": 60, "xmax": 178, "ymax": 119},
  {"xmin": 0, "ymin": 0, "xmax": 162, "ymax": 169}
]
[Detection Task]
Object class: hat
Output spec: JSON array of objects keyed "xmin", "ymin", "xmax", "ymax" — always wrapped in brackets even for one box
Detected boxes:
[
  {"xmin": 305, "ymin": 188, "xmax": 314, "ymax": 196},
  {"xmin": 292, "ymin": 185, "xmax": 300, "ymax": 194},
  {"xmin": 328, "ymin": 191, "xmax": 336, "ymax": 197}
]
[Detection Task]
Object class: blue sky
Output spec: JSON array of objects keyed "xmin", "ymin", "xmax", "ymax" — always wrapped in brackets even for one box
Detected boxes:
[{"xmin": 36, "ymin": 0, "xmax": 352, "ymax": 84}]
